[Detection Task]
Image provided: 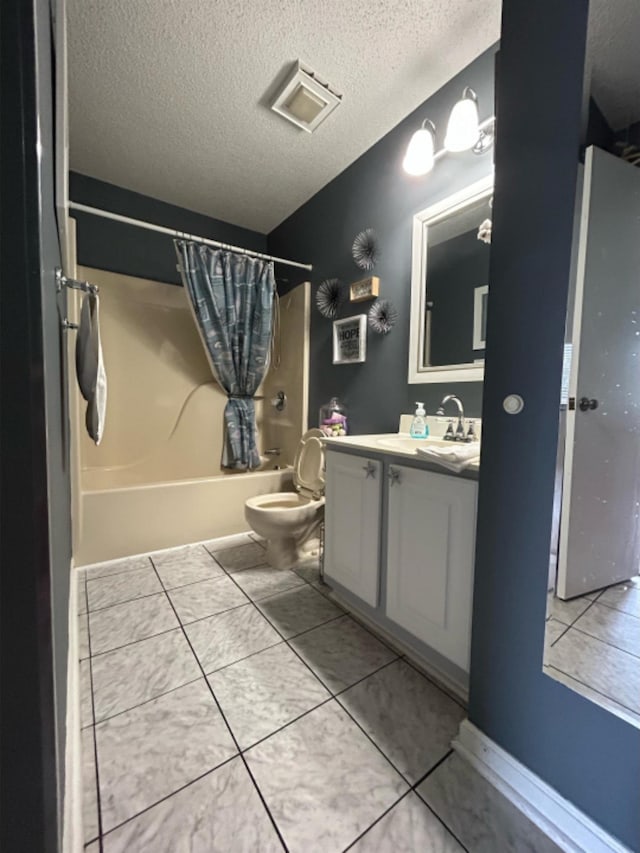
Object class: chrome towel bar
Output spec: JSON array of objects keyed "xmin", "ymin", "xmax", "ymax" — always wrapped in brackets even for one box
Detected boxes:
[
  {"xmin": 56, "ymin": 267, "xmax": 99, "ymax": 295},
  {"xmin": 56, "ymin": 267, "xmax": 99, "ymax": 332}
]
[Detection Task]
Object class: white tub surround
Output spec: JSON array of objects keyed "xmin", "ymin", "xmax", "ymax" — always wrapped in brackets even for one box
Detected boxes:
[{"xmin": 69, "ymin": 267, "xmax": 311, "ymax": 568}]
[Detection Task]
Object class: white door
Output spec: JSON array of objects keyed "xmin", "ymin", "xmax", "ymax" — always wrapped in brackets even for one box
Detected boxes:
[
  {"xmin": 386, "ymin": 464, "xmax": 477, "ymax": 670},
  {"xmin": 558, "ymin": 146, "xmax": 640, "ymax": 598},
  {"xmin": 324, "ymin": 452, "xmax": 382, "ymax": 607}
]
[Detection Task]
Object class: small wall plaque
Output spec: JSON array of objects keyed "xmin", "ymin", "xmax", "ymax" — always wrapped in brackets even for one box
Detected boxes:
[{"xmin": 349, "ymin": 276, "xmax": 380, "ymax": 303}]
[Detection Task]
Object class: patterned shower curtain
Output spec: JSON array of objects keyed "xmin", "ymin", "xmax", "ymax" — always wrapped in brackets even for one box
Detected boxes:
[{"xmin": 175, "ymin": 241, "xmax": 275, "ymax": 470}]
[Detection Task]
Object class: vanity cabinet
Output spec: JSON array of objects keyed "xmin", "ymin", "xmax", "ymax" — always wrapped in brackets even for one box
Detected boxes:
[
  {"xmin": 324, "ymin": 450, "xmax": 478, "ymax": 673},
  {"xmin": 324, "ymin": 452, "xmax": 382, "ymax": 607},
  {"xmin": 386, "ymin": 463, "xmax": 477, "ymax": 670}
]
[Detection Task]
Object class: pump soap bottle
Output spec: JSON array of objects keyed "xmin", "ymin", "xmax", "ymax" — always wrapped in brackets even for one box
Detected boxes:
[{"xmin": 410, "ymin": 402, "xmax": 429, "ymax": 438}]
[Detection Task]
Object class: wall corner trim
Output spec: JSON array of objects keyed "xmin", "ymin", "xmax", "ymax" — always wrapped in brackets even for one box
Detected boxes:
[
  {"xmin": 452, "ymin": 720, "xmax": 633, "ymax": 853},
  {"xmin": 62, "ymin": 567, "xmax": 83, "ymax": 853}
]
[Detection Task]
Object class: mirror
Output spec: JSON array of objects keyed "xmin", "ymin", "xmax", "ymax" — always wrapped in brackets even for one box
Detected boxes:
[
  {"xmin": 408, "ymin": 174, "xmax": 493, "ymax": 384},
  {"xmin": 543, "ymin": 2, "xmax": 640, "ymax": 728}
]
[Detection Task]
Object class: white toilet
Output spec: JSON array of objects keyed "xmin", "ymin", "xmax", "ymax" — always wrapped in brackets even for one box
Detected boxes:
[{"xmin": 245, "ymin": 429, "xmax": 325, "ymax": 570}]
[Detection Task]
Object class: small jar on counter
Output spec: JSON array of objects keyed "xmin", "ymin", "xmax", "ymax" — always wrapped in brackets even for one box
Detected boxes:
[{"xmin": 319, "ymin": 397, "xmax": 348, "ymax": 437}]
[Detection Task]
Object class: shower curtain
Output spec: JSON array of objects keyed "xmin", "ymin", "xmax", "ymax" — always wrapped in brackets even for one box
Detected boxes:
[{"xmin": 175, "ymin": 241, "xmax": 275, "ymax": 470}]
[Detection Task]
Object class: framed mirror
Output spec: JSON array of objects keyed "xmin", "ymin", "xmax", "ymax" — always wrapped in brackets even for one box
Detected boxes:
[{"xmin": 408, "ymin": 174, "xmax": 494, "ymax": 383}]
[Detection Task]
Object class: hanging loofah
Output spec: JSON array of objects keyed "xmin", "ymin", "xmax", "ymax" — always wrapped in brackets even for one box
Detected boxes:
[
  {"xmin": 316, "ymin": 278, "xmax": 345, "ymax": 319},
  {"xmin": 368, "ymin": 298, "xmax": 398, "ymax": 335},
  {"xmin": 352, "ymin": 228, "xmax": 380, "ymax": 270}
]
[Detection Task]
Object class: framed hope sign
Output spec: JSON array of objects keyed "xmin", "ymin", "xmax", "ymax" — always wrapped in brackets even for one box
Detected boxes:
[{"xmin": 332, "ymin": 315, "xmax": 367, "ymax": 365}]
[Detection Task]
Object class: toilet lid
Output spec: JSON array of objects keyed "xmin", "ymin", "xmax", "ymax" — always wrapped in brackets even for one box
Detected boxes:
[{"xmin": 293, "ymin": 429, "xmax": 325, "ymax": 498}]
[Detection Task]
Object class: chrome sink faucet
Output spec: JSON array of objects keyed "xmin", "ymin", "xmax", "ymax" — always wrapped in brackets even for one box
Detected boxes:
[{"xmin": 436, "ymin": 394, "xmax": 465, "ymax": 441}]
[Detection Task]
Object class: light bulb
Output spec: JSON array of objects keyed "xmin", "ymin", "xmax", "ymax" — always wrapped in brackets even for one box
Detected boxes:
[
  {"xmin": 402, "ymin": 123, "xmax": 435, "ymax": 176},
  {"xmin": 444, "ymin": 89, "xmax": 480, "ymax": 152}
]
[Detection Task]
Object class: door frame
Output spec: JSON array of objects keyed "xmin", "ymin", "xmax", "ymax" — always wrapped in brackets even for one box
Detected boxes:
[
  {"xmin": 556, "ymin": 147, "xmax": 595, "ymax": 599},
  {"xmin": 1, "ymin": 1, "xmax": 65, "ymax": 850}
]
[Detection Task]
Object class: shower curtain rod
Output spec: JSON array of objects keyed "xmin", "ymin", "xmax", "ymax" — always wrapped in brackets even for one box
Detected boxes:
[{"xmin": 68, "ymin": 202, "xmax": 313, "ymax": 272}]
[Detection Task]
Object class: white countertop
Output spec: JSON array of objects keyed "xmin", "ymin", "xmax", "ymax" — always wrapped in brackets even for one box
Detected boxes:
[
  {"xmin": 322, "ymin": 433, "xmax": 417, "ymax": 458},
  {"xmin": 322, "ymin": 432, "xmax": 481, "ymax": 475}
]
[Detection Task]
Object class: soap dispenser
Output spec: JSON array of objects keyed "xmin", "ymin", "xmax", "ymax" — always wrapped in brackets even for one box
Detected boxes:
[{"xmin": 410, "ymin": 402, "xmax": 429, "ymax": 438}]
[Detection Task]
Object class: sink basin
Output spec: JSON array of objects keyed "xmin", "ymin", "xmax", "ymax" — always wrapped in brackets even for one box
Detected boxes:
[{"xmin": 375, "ymin": 436, "xmax": 452, "ymax": 453}]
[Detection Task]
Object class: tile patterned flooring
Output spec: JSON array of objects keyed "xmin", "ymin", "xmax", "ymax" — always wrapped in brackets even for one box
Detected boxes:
[
  {"xmin": 79, "ymin": 533, "xmax": 559, "ymax": 852},
  {"xmin": 545, "ymin": 576, "xmax": 640, "ymax": 725}
]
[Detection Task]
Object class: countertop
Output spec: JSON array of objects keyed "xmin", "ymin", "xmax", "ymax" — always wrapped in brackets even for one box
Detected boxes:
[{"xmin": 322, "ymin": 433, "xmax": 480, "ymax": 480}]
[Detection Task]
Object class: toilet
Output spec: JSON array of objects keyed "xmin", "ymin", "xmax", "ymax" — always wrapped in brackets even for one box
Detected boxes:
[{"xmin": 245, "ymin": 429, "xmax": 325, "ymax": 570}]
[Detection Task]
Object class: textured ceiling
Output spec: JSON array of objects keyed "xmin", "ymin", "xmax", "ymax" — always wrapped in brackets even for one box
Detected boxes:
[
  {"xmin": 587, "ymin": 0, "xmax": 640, "ymax": 131},
  {"xmin": 67, "ymin": 2, "xmax": 640, "ymax": 235},
  {"xmin": 67, "ymin": 0, "xmax": 501, "ymax": 233}
]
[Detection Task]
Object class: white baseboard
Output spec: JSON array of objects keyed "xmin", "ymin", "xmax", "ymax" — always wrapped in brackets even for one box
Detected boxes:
[
  {"xmin": 453, "ymin": 720, "xmax": 632, "ymax": 853},
  {"xmin": 62, "ymin": 567, "xmax": 83, "ymax": 853}
]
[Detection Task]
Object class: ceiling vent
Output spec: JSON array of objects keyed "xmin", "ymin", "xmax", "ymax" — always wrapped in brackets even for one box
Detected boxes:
[{"xmin": 271, "ymin": 62, "xmax": 342, "ymax": 133}]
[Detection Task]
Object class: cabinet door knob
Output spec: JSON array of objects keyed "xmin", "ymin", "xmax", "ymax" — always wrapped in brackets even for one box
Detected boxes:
[
  {"xmin": 362, "ymin": 461, "xmax": 376, "ymax": 479},
  {"xmin": 388, "ymin": 467, "xmax": 401, "ymax": 486},
  {"xmin": 578, "ymin": 397, "xmax": 599, "ymax": 412}
]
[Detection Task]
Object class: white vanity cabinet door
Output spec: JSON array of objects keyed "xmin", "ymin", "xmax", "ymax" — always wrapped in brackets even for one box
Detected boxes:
[
  {"xmin": 386, "ymin": 464, "xmax": 478, "ymax": 670},
  {"xmin": 324, "ymin": 452, "xmax": 382, "ymax": 607}
]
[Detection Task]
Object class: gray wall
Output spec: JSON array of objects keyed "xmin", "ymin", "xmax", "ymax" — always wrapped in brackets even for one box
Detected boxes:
[
  {"xmin": 70, "ymin": 171, "xmax": 268, "ymax": 285},
  {"xmin": 268, "ymin": 47, "xmax": 496, "ymax": 434},
  {"xmin": 470, "ymin": 1, "xmax": 640, "ymax": 849}
]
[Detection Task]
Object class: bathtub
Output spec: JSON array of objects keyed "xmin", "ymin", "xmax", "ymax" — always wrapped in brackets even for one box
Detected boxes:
[
  {"xmin": 69, "ymin": 268, "xmax": 309, "ymax": 567},
  {"xmin": 75, "ymin": 466, "xmax": 293, "ymax": 566}
]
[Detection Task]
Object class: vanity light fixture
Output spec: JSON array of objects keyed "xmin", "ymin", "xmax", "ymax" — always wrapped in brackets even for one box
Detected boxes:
[
  {"xmin": 445, "ymin": 87, "xmax": 481, "ymax": 152},
  {"xmin": 402, "ymin": 120, "xmax": 436, "ymax": 176},
  {"xmin": 403, "ymin": 88, "xmax": 495, "ymax": 176}
]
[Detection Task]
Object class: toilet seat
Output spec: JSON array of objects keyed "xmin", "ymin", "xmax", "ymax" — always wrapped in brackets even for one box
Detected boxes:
[
  {"xmin": 292, "ymin": 429, "xmax": 325, "ymax": 499},
  {"xmin": 245, "ymin": 492, "xmax": 317, "ymax": 512}
]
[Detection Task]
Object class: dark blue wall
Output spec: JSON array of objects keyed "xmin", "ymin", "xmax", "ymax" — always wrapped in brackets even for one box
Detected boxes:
[
  {"xmin": 429, "ymin": 229, "xmax": 490, "ymax": 365},
  {"xmin": 470, "ymin": 1, "xmax": 640, "ymax": 849},
  {"xmin": 587, "ymin": 97, "xmax": 615, "ymax": 152},
  {"xmin": 1, "ymin": 0, "xmax": 67, "ymax": 848},
  {"xmin": 268, "ymin": 48, "xmax": 497, "ymax": 433},
  {"xmin": 69, "ymin": 172, "xmax": 268, "ymax": 285}
]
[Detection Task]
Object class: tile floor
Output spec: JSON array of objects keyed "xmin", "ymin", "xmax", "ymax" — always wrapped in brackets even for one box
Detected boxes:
[
  {"xmin": 545, "ymin": 576, "xmax": 640, "ymax": 725},
  {"xmin": 79, "ymin": 533, "xmax": 560, "ymax": 852}
]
